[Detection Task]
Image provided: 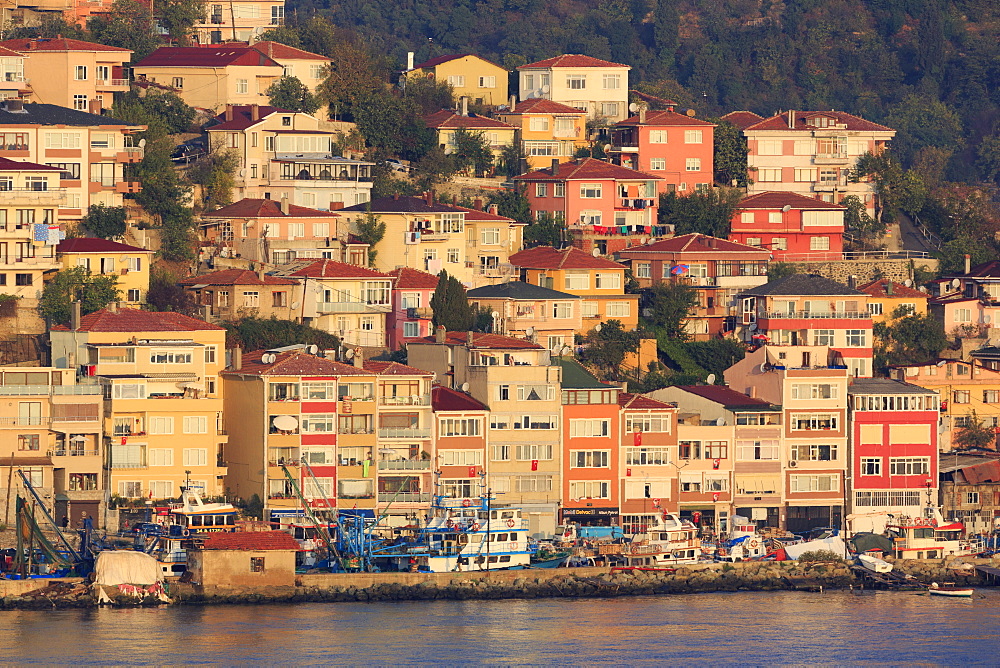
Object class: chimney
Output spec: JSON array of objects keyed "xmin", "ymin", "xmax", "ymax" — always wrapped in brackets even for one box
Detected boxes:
[
  {"xmin": 257, "ymin": 263, "xmax": 264, "ymax": 281},
  {"xmin": 225, "ymin": 105, "xmax": 234, "ymax": 122},
  {"xmin": 280, "ymin": 194, "xmax": 289, "ymax": 215},
  {"xmin": 392, "ymin": 193, "xmax": 399, "ymax": 200},
  {"xmin": 509, "ymin": 94, "xmax": 516, "ymax": 110},
  {"xmin": 460, "ymin": 96, "xmax": 469, "ymax": 117},
  {"xmin": 232, "ymin": 347, "xmax": 243, "ymax": 371},
  {"xmin": 639, "ymin": 107, "xmax": 646, "ymax": 124},
  {"xmin": 452, "ymin": 194, "xmax": 458, "ymax": 205},
  {"xmin": 965, "ymin": 254, "xmax": 971, "ymax": 275},
  {"xmin": 787, "ymin": 110, "xmax": 795, "ymax": 128},
  {"xmin": 107, "ymin": 301, "xmax": 118, "ymax": 314},
  {"xmin": 26, "ymin": 40, "xmax": 35, "ymax": 50},
  {"xmin": 551, "ymin": 158, "xmax": 560, "ymax": 176},
  {"xmin": 435, "ymin": 325, "xmax": 446, "ymax": 344},
  {"xmin": 488, "ymin": 203, "xmax": 498, "ymax": 215},
  {"xmin": 70, "ymin": 301, "xmax": 81, "ymax": 331},
  {"xmin": 407, "ymin": 51, "xmax": 415, "ymax": 71},
  {"xmin": 424, "ymin": 190, "xmax": 434, "ymax": 206},
  {"xmin": 4, "ymin": 100, "xmax": 22, "ymax": 113},
  {"xmin": 886, "ymin": 281, "xmax": 893, "ymax": 296},
  {"xmin": 251, "ymin": 104, "xmax": 260, "ymax": 122},
  {"xmin": 330, "ymin": 201, "xmax": 343, "ymax": 210},
  {"xmin": 473, "ymin": 197, "xmax": 484, "ymax": 210},
  {"xmin": 353, "ymin": 348, "xmax": 364, "ymax": 368},
  {"xmin": 466, "ymin": 330, "xmax": 474, "ymax": 346},
  {"xmin": 847, "ymin": 275, "xmax": 857, "ymax": 290}
]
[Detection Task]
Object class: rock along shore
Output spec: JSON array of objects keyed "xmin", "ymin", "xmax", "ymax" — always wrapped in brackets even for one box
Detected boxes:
[{"xmin": 0, "ymin": 558, "xmax": 996, "ymax": 609}]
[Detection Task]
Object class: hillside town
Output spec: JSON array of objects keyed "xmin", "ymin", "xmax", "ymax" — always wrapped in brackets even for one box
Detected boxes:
[{"xmin": 0, "ymin": 2, "xmax": 999, "ymax": 580}]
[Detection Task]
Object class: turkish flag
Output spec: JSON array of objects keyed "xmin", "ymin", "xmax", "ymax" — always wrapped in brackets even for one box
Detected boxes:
[
  {"xmin": 531, "ymin": 459, "xmax": 538, "ymax": 471},
  {"xmin": 626, "ymin": 467, "xmax": 632, "ymax": 477},
  {"xmin": 468, "ymin": 466, "xmax": 477, "ymax": 477},
  {"xmin": 120, "ymin": 437, "xmax": 127, "ymax": 445},
  {"xmin": 633, "ymin": 431, "xmax": 642, "ymax": 446}
]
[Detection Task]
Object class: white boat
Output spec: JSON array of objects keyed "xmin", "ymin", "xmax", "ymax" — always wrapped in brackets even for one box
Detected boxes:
[
  {"xmin": 720, "ymin": 518, "xmax": 770, "ymax": 561},
  {"xmin": 858, "ymin": 553, "xmax": 893, "ymax": 573},
  {"xmin": 928, "ymin": 582, "xmax": 974, "ymax": 598},
  {"xmin": 620, "ymin": 513, "xmax": 701, "ymax": 566}
]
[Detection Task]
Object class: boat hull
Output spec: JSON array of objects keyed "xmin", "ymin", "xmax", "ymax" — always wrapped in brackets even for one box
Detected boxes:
[{"xmin": 929, "ymin": 588, "xmax": 973, "ymax": 598}]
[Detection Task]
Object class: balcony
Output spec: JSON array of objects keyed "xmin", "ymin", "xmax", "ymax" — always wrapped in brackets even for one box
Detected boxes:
[
  {"xmin": 95, "ymin": 78, "xmax": 129, "ymax": 89},
  {"xmin": 406, "ymin": 307, "xmax": 433, "ymax": 319},
  {"xmin": 0, "ymin": 187, "xmax": 67, "ymax": 205},
  {"xmin": 316, "ymin": 301, "xmax": 390, "ymax": 313},
  {"xmin": 762, "ymin": 310, "xmax": 870, "ymax": 319},
  {"xmin": 378, "ymin": 460, "xmax": 432, "ymax": 471},
  {"xmin": 0, "ymin": 385, "xmax": 101, "ymax": 396},
  {"xmin": 378, "ymin": 394, "xmax": 430, "ymax": 407},
  {"xmin": 115, "ymin": 181, "xmax": 142, "ymax": 194},
  {"xmin": 110, "ymin": 461, "xmax": 146, "ymax": 469},
  {"xmin": 378, "ymin": 427, "xmax": 432, "ymax": 439},
  {"xmin": 116, "ymin": 147, "xmax": 144, "ymax": 163},
  {"xmin": 377, "ymin": 492, "xmax": 431, "ymax": 503},
  {"xmin": 0, "ymin": 417, "xmax": 50, "ymax": 426},
  {"xmin": 52, "ymin": 449, "xmax": 100, "ymax": 457},
  {"xmin": 418, "ymin": 232, "xmax": 450, "ymax": 242},
  {"xmin": 813, "ymin": 152, "xmax": 849, "ymax": 165}
]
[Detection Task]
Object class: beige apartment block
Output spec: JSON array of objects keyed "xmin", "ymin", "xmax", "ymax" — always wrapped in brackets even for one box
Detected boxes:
[
  {"xmin": 49, "ymin": 307, "xmax": 229, "ymax": 501},
  {"xmin": 179, "ymin": 268, "xmax": 302, "ymax": 323},
  {"xmin": 0, "ymin": 38, "xmax": 131, "ymax": 112},
  {"xmin": 518, "ymin": 54, "xmax": 630, "ymax": 124},
  {"xmin": 57, "ymin": 237, "xmax": 154, "ymax": 306},
  {"xmin": 194, "ymin": 0, "xmax": 286, "ymax": 44},
  {"xmin": 405, "ymin": 54, "xmax": 509, "ymax": 107}
]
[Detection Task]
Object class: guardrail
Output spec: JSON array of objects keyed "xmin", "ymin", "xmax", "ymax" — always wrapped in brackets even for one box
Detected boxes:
[
  {"xmin": 0, "ymin": 385, "xmax": 101, "ymax": 396},
  {"xmin": 377, "ymin": 460, "xmax": 432, "ymax": 470},
  {"xmin": 762, "ymin": 311, "xmax": 870, "ymax": 319},
  {"xmin": 378, "ymin": 394, "xmax": 430, "ymax": 406},
  {"xmin": 377, "ymin": 492, "xmax": 431, "ymax": 503},
  {"xmin": 378, "ymin": 428, "xmax": 431, "ymax": 439}
]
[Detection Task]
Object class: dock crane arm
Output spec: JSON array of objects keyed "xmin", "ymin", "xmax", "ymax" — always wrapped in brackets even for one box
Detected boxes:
[{"xmin": 280, "ymin": 464, "xmax": 341, "ymax": 562}]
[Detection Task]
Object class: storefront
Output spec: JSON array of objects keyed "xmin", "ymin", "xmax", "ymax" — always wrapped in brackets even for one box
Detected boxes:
[{"xmin": 560, "ymin": 507, "xmax": 618, "ymax": 526}]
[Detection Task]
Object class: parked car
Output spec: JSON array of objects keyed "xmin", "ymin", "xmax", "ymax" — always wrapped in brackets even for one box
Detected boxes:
[
  {"xmin": 171, "ymin": 141, "xmax": 206, "ymax": 164},
  {"xmin": 384, "ymin": 159, "xmax": 410, "ymax": 173}
]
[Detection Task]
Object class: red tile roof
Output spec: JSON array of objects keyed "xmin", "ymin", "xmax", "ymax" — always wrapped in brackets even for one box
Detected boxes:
[
  {"xmin": 0, "ymin": 46, "xmax": 23, "ymax": 58},
  {"xmin": 178, "ymin": 269, "xmax": 297, "ymax": 287},
  {"xmin": 420, "ymin": 331, "xmax": 543, "ymax": 349},
  {"xmin": 959, "ymin": 260, "xmax": 1000, "ymax": 279},
  {"xmin": 719, "ymin": 111, "xmax": 764, "ymax": 129},
  {"xmin": 288, "ymin": 259, "xmax": 390, "ymax": 279},
  {"xmin": 675, "ymin": 385, "xmax": 772, "ymax": 408},
  {"xmin": 508, "ymin": 99, "xmax": 587, "ymax": 115},
  {"xmin": 387, "ymin": 267, "xmax": 439, "ymax": 289},
  {"xmin": 451, "ymin": 204, "xmax": 517, "ymax": 222},
  {"xmin": 0, "ymin": 37, "xmax": 131, "ymax": 53},
  {"xmin": 424, "ymin": 110, "xmax": 515, "ymax": 130},
  {"xmin": 628, "ymin": 90, "xmax": 679, "ymax": 109},
  {"xmin": 135, "ymin": 46, "xmax": 281, "ymax": 69},
  {"xmin": 616, "ymin": 110, "xmax": 715, "ymax": 127},
  {"xmin": 227, "ymin": 349, "xmax": 374, "ymax": 377},
  {"xmin": 519, "ymin": 54, "xmax": 629, "ymax": 69},
  {"xmin": 202, "ymin": 198, "xmax": 338, "ymax": 219},
  {"xmin": 619, "ymin": 393, "xmax": 676, "ymax": 410},
  {"xmin": 744, "ymin": 110, "xmax": 894, "ymax": 133},
  {"xmin": 619, "ymin": 233, "xmax": 770, "ymax": 256},
  {"xmin": 509, "ymin": 245, "xmax": 629, "ymax": 270},
  {"xmin": 514, "ymin": 157, "xmax": 659, "ymax": 182},
  {"xmin": 363, "ymin": 360, "xmax": 432, "ymax": 376},
  {"xmin": 858, "ymin": 279, "xmax": 927, "ymax": 299},
  {"xmin": 56, "ymin": 237, "xmax": 150, "ymax": 254},
  {"xmin": 201, "ymin": 531, "xmax": 300, "ymax": 551},
  {"xmin": 251, "ymin": 41, "xmax": 330, "ymax": 61},
  {"xmin": 50, "ymin": 308, "xmax": 223, "ymax": 332},
  {"xmin": 433, "ymin": 384, "xmax": 489, "ymax": 411},
  {"xmin": 207, "ymin": 106, "xmax": 291, "ymax": 131},
  {"xmin": 738, "ymin": 191, "xmax": 845, "ymax": 210},
  {"xmin": 0, "ymin": 157, "xmax": 62, "ymax": 171}
]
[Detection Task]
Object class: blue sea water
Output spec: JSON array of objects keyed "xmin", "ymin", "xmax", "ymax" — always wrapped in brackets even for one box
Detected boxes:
[{"xmin": 1, "ymin": 589, "xmax": 998, "ymax": 665}]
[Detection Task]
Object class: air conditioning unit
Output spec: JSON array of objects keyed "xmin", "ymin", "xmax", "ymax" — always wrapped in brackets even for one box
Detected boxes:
[{"xmin": 787, "ymin": 460, "xmax": 798, "ymax": 468}]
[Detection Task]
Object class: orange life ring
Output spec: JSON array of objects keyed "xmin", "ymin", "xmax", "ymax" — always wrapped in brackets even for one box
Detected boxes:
[
  {"xmin": 749, "ymin": 539, "xmax": 759, "ymax": 549},
  {"xmin": 470, "ymin": 522, "xmax": 481, "ymax": 531},
  {"xmin": 506, "ymin": 519, "xmax": 516, "ymax": 528},
  {"xmin": 462, "ymin": 499, "xmax": 471, "ymax": 508}
]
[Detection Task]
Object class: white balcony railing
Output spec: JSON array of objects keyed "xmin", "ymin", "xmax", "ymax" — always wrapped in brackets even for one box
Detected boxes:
[
  {"xmin": 378, "ymin": 394, "xmax": 430, "ymax": 406},
  {"xmin": 378, "ymin": 427, "xmax": 431, "ymax": 439}
]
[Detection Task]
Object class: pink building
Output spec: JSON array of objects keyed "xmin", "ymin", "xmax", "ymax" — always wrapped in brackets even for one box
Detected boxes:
[
  {"xmin": 730, "ymin": 191, "xmax": 846, "ymax": 261},
  {"xmin": 386, "ymin": 267, "xmax": 439, "ymax": 350},
  {"xmin": 513, "ymin": 157, "xmax": 663, "ymax": 255},
  {"xmin": 609, "ymin": 106, "xmax": 715, "ymax": 194}
]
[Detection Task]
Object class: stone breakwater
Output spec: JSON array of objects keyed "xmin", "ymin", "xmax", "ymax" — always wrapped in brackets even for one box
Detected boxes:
[{"xmin": 0, "ymin": 559, "xmax": 995, "ymax": 609}]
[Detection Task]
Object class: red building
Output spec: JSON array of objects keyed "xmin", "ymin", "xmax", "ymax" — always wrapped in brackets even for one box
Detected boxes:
[
  {"xmin": 609, "ymin": 106, "xmax": 715, "ymax": 195},
  {"xmin": 847, "ymin": 378, "xmax": 940, "ymax": 522},
  {"xmin": 386, "ymin": 267, "xmax": 438, "ymax": 350},
  {"xmin": 730, "ymin": 191, "xmax": 846, "ymax": 261}
]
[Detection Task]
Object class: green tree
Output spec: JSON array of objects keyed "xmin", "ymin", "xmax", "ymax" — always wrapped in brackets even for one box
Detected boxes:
[
  {"xmin": 953, "ymin": 411, "xmax": 996, "ymax": 450},
  {"xmin": 224, "ymin": 317, "xmax": 341, "ymax": 351},
  {"xmin": 841, "ymin": 194, "xmax": 884, "ymax": 244},
  {"xmin": 497, "ymin": 142, "xmax": 527, "ymax": 179},
  {"xmin": 684, "ymin": 339, "xmax": 746, "ymax": 382},
  {"xmin": 852, "ymin": 151, "xmax": 926, "ymax": 226},
  {"xmin": 39, "ymin": 266, "xmax": 122, "ymax": 325},
  {"xmin": 316, "ymin": 41, "xmax": 389, "ymax": 120},
  {"xmin": 80, "ymin": 204, "xmax": 127, "ymax": 239},
  {"xmin": 872, "ymin": 312, "xmax": 947, "ymax": 371},
  {"xmin": 352, "ymin": 91, "xmax": 435, "ymax": 161},
  {"xmin": 430, "ymin": 270, "xmax": 474, "ymax": 331},
  {"xmin": 146, "ymin": 267, "xmax": 197, "ymax": 314},
  {"xmin": 884, "ymin": 94, "xmax": 965, "ymax": 167},
  {"xmin": 449, "ymin": 127, "xmax": 493, "ymax": 176},
  {"xmin": 188, "ymin": 149, "xmax": 239, "ymax": 211},
  {"xmin": 412, "ymin": 147, "xmax": 458, "ymax": 191},
  {"xmin": 580, "ymin": 319, "xmax": 640, "ymax": 380},
  {"xmin": 404, "ymin": 75, "xmax": 455, "ymax": 115},
  {"xmin": 487, "ymin": 188, "xmax": 531, "ymax": 225},
  {"xmin": 134, "ymin": 137, "xmax": 196, "ymax": 260},
  {"xmin": 354, "ymin": 210, "xmax": 386, "ymax": 266},
  {"xmin": 642, "ymin": 281, "xmax": 697, "ymax": 340},
  {"xmin": 657, "ymin": 187, "xmax": 743, "ymax": 237},
  {"xmin": 266, "ymin": 76, "xmax": 322, "ymax": 115},
  {"xmin": 6, "ymin": 15, "xmax": 88, "ymax": 39},
  {"xmin": 707, "ymin": 118, "xmax": 748, "ymax": 186},
  {"xmin": 88, "ymin": 0, "xmax": 161, "ymax": 61},
  {"xmin": 158, "ymin": 0, "xmax": 206, "ymax": 45},
  {"xmin": 767, "ymin": 262, "xmax": 799, "ymax": 283},
  {"xmin": 112, "ymin": 90, "xmax": 195, "ymax": 136},
  {"xmin": 523, "ymin": 213, "xmax": 565, "ymax": 248},
  {"xmin": 976, "ymin": 134, "xmax": 1000, "ymax": 186}
]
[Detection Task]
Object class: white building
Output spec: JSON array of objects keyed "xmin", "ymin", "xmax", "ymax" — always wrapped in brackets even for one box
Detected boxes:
[{"xmin": 517, "ymin": 54, "xmax": 630, "ymax": 124}]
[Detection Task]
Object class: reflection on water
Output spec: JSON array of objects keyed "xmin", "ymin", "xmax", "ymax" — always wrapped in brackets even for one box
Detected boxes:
[{"xmin": 3, "ymin": 590, "xmax": 998, "ymax": 665}]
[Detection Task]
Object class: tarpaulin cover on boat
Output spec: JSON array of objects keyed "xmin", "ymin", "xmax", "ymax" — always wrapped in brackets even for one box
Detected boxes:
[
  {"xmin": 93, "ymin": 551, "xmax": 163, "ymax": 586},
  {"xmin": 783, "ymin": 536, "xmax": 848, "ymax": 559},
  {"xmin": 849, "ymin": 532, "xmax": 894, "ymax": 553},
  {"xmin": 339, "ymin": 509, "xmax": 376, "ymax": 519}
]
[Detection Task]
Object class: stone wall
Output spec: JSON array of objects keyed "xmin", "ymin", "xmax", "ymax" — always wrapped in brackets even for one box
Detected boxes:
[{"xmin": 779, "ymin": 258, "xmax": 939, "ymax": 285}]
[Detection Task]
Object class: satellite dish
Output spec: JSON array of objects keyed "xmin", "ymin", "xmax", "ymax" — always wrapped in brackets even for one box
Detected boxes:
[
  {"xmin": 592, "ymin": 248, "xmax": 601, "ymax": 256},
  {"xmin": 919, "ymin": 286, "xmax": 928, "ymax": 293},
  {"xmin": 951, "ymin": 279, "xmax": 961, "ymax": 289},
  {"xmin": 781, "ymin": 205, "xmax": 791, "ymax": 213},
  {"xmin": 715, "ymin": 417, "xmax": 726, "ymax": 426},
  {"xmin": 594, "ymin": 323, "xmax": 602, "ymax": 332},
  {"xmin": 525, "ymin": 327, "xmax": 534, "ymax": 336},
  {"xmin": 460, "ymin": 382, "xmax": 470, "ymax": 392},
  {"xmin": 706, "ymin": 374, "xmax": 716, "ymax": 385},
  {"xmin": 936, "ymin": 360, "xmax": 947, "ymax": 367},
  {"xmin": 749, "ymin": 322, "xmax": 758, "ymax": 331},
  {"xmin": 758, "ymin": 362, "xmax": 768, "ymax": 373},
  {"xmin": 642, "ymin": 308, "xmax": 652, "ymax": 317},
  {"xmin": 985, "ymin": 315, "xmax": 992, "ymax": 324},
  {"xmin": 290, "ymin": 301, "xmax": 300, "ymax": 309},
  {"xmin": 561, "ymin": 345, "xmax": 572, "ymax": 356},
  {"xmin": 345, "ymin": 349, "xmax": 355, "ymax": 360},
  {"xmin": 239, "ymin": 169, "xmax": 246, "ymax": 177},
  {"xmin": 904, "ymin": 279, "xmax": 913, "ymax": 287},
  {"xmin": 271, "ymin": 415, "xmax": 298, "ymax": 431},
  {"xmin": 308, "ymin": 344, "xmax": 319, "ymax": 354},
  {"xmin": 629, "ymin": 102, "xmax": 638, "ymax": 112},
  {"xmin": 541, "ymin": 85, "xmax": 550, "ymax": 94},
  {"xmin": 262, "ymin": 353, "xmax": 275, "ymax": 363},
  {"xmin": 138, "ymin": 138, "xmax": 146, "ymax": 147}
]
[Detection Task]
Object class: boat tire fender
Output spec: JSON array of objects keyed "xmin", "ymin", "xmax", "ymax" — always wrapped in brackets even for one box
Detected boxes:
[{"xmin": 183, "ymin": 529, "xmax": 191, "ymax": 537}]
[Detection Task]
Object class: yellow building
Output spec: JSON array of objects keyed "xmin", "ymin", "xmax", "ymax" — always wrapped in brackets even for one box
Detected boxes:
[
  {"xmin": 0, "ymin": 365, "xmax": 104, "ymax": 526},
  {"xmin": 508, "ymin": 245, "xmax": 639, "ymax": 330},
  {"xmin": 889, "ymin": 358, "xmax": 1000, "ymax": 450},
  {"xmin": 497, "ymin": 98, "xmax": 588, "ymax": 169},
  {"xmin": 406, "ymin": 54, "xmax": 508, "ymax": 107},
  {"xmin": 0, "ymin": 37, "xmax": 131, "ymax": 112},
  {"xmin": 193, "ymin": 0, "xmax": 286, "ymax": 44},
  {"xmin": 49, "ymin": 306, "xmax": 229, "ymax": 500},
  {"xmin": 859, "ymin": 279, "xmax": 929, "ymax": 323},
  {"xmin": 179, "ymin": 268, "xmax": 302, "ymax": 323},
  {"xmin": 57, "ymin": 237, "xmax": 154, "ymax": 305},
  {"xmin": 423, "ymin": 108, "xmax": 517, "ymax": 166}
]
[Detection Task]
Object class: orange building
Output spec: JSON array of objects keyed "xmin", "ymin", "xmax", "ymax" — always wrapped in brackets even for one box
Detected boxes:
[
  {"xmin": 432, "ymin": 385, "xmax": 490, "ymax": 500},
  {"xmin": 497, "ymin": 98, "xmax": 588, "ymax": 169}
]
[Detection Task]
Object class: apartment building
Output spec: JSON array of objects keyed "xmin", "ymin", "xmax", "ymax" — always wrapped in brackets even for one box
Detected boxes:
[
  {"xmin": 431, "ymin": 384, "xmax": 490, "ymax": 505},
  {"xmin": 738, "ymin": 274, "xmax": 874, "ymax": 378},
  {"xmin": 496, "ymin": 98, "xmax": 588, "ymax": 169},
  {"xmin": 617, "ymin": 392, "xmax": 678, "ymax": 534},
  {"xmin": 0, "ymin": 46, "xmax": 30, "ymax": 102},
  {"xmin": 178, "ymin": 268, "xmax": 301, "ymax": 322},
  {"xmin": 725, "ymin": 345, "xmax": 850, "ymax": 533},
  {"xmin": 858, "ymin": 279, "xmax": 928, "ymax": 323},
  {"xmin": 517, "ymin": 54, "xmax": 630, "ymax": 123},
  {"xmin": 617, "ymin": 234, "xmax": 769, "ymax": 340},
  {"xmin": 408, "ymin": 329, "xmax": 563, "ymax": 537},
  {"xmin": 424, "ymin": 109, "xmax": 516, "ymax": 165},
  {"xmin": 49, "ymin": 307, "xmax": 229, "ymax": 501},
  {"xmin": 405, "ymin": 54, "xmax": 508, "ymax": 107},
  {"xmin": 385, "ymin": 267, "xmax": 438, "ymax": 350},
  {"xmin": 0, "ymin": 366, "xmax": 104, "ymax": 526},
  {"xmin": 0, "ymin": 101, "xmax": 145, "ymax": 223},
  {"xmin": 743, "ymin": 110, "xmax": 896, "ymax": 217},
  {"xmin": 609, "ymin": 106, "xmax": 715, "ymax": 194},
  {"xmin": 466, "ymin": 281, "xmax": 582, "ymax": 353},
  {"xmin": 337, "ymin": 194, "xmax": 521, "ymax": 288},
  {"xmin": 729, "ymin": 191, "xmax": 846, "ymax": 261},
  {"xmin": 929, "ymin": 258, "xmax": 1000, "ymax": 339},
  {"xmin": 514, "ymin": 157, "xmax": 662, "ymax": 256},
  {"xmin": 193, "ymin": 0, "xmax": 286, "ymax": 44},
  {"xmin": 57, "ymin": 237, "xmax": 154, "ymax": 306},
  {"xmin": 0, "ymin": 38, "xmax": 130, "ymax": 112},
  {"xmin": 205, "ymin": 105, "xmax": 374, "ymax": 210},
  {"xmin": 847, "ymin": 378, "xmax": 940, "ymax": 527},
  {"xmin": 508, "ymin": 244, "xmax": 639, "ymax": 332}
]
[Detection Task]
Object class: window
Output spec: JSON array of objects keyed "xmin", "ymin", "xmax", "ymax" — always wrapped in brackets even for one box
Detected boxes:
[
  {"xmin": 569, "ymin": 420, "xmax": 610, "ymax": 438},
  {"xmin": 953, "ymin": 390, "xmax": 970, "ymax": 404},
  {"xmin": 243, "ymin": 291, "xmax": 259, "ymax": 307},
  {"xmin": 517, "ymin": 384, "xmax": 554, "ymax": 401},
  {"xmin": 705, "ymin": 441, "xmax": 728, "ymax": 459},
  {"xmin": 447, "ymin": 248, "xmax": 460, "ymax": 263},
  {"xmin": 492, "ymin": 444, "xmax": 511, "ymax": 461},
  {"xmin": 217, "ymin": 291, "xmax": 229, "ymax": 307},
  {"xmin": 648, "ymin": 130, "xmax": 667, "ymax": 143},
  {"xmin": 580, "ymin": 183, "xmax": 602, "ymax": 198},
  {"xmin": 794, "ymin": 168, "xmax": 817, "ymax": 182},
  {"xmin": 73, "ymin": 95, "xmax": 88, "ymax": 110},
  {"xmin": 552, "ymin": 302, "xmax": 572, "ymax": 319},
  {"xmin": 860, "ymin": 457, "xmax": 881, "ymax": 476},
  {"xmin": 736, "ymin": 440, "xmax": 780, "ymax": 460},
  {"xmin": 757, "ymin": 139, "xmax": 782, "ymax": 155},
  {"xmin": 868, "ymin": 302, "xmax": 883, "ymax": 316},
  {"xmin": 564, "ymin": 272, "xmax": 589, "ymax": 290},
  {"xmin": 236, "ymin": 79, "xmax": 249, "ymax": 94},
  {"xmin": 791, "ymin": 384, "xmax": 838, "ymax": 400},
  {"xmin": 250, "ymin": 557, "xmax": 265, "ymax": 573},
  {"xmin": 515, "ymin": 444, "xmax": 554, "ymax": 460},
  {"xmin": 271, "ymin": 5, "xmax": 283, "ymax": 23},
  {"xmin": 74, "ymin": 66, "xmax": 87, "ymax": 80},
  {"xmin": 625, "ymin": 447, "xmax": 670, "ymax": 465},
  {"xmin": 15, "ymin": 274, "xmax": 31, "ymax": 286},
  {"xmin": 601, "ymin": 73, "xmax": 621, "ymax": 89},
  {"xmin": 635, "ymin": 263, "xmax": 651, "ymax": 279},
  {"xmin": 680, "ymin": 479, "xmax": 701, "ymax": 493},
  {"xmin": 812, "ymin": 329, "xmax": 834, "ymax": 346},
  {"xmin": 791, "ymin": 413, "xmax": 838, "ymax": 430},
  {"xmin": 69, "ymin": 474, "xmax": 98, "ymax": 491},
  {"xmin": 846, "ymin": 329, "xmax": 868, "ymax": 347},
  {"xmin": 183, "ymin": 416, "xmax": 207, "ymax": 434},
  {"xmin": 566, "ymin": 75, "xmax": 586, "ymax": 89},
  {"xmin": 686, "ymin": 158, "xmax": 701, "ymax": 172},
  {"xmin": 553, "ymin": 183, "xmax": 565, "ymax": 197},
  {"xmin": 46, "ymin": 163, "xmax": 81, "ymax": 180},
  {"xmin": 605, "ymin": 302, "xmax": 629, "ymax": 318},
  {"xmin": 757, "ymin": 168, "xmax": 781, "ymax": 182},
  {"xmin": 595, "ymin": 272, "xmax": 621, "ymax": 289},
  {"xmin": 810, "ymin": 236, "xmax": 831, "ymax": 251},
  {"xmin": 601, "ymin": 103, "xmax": 619, "ymax": 118},
  {"xmin": 148, "ymin": 448, "xmax": 173, "ymax": 467},
  {"xmin": 515, "ymin": 475, "xmax": 553, "ymax": 492},
  {"xmin": 789, "ymin": 474, "xmax": 838, "ymax": 492},
  {"xmin": 954, "ymin": 309, "xmax": 972, "ymax": 323},
  {"xmin": 790, "ymin": 444, "xmax": 838, "ymax": 461},
  {"xmin": 446, "ymin": 75, "xmax": 465, "ymax": 87},
  {"xmin": 480, "ymin": 228, "xmax": 500, "ymax": 246},
  {"xmin": 439, "ymin": 450, "xmax": 483, "ymax": 466},
  {"xmin": 705, "ymin": 477, "xmax": 728, "ymax": 492},
  {"xmin": 478, "ymin": 75, "xmax": 496, "ymax": 88},
  {"xmin": 403, "ymin": 321, "xmax": 419, "ymax": 337},
  {"xmin": 497, "ymin": 385, "xmax": 510, "ymax": 401},
  {"xmin": 119, "ymin": 481, "xmax": 142, "ymax": 497},
  {"xmin": 966, "ymin": 492, "xmax": 980, "ymax": 504},
  {"xmin": 17, "ymin": 434, "xmax": 39, "ymax": 451},
  {"xmin": 567, "ymin": 450, "xmax": 609, "ymax": 468},
  {"xmin": 439, "ymin": 418, "xmax": 482, "ymax": 437},
  {"xmin": 569, "ymin": 481, "xmax": 610, "ymax": 499},
  {"xmin": 684, "ymin": 130, "xmax": 703, "ymax": 144},
  {"xmin": 650, "ymin": 158, "xmax": 666, "ymax": 170},
  {"xmin": 535, "ymin": 183, "xmax": 547, "ymax": 197}
]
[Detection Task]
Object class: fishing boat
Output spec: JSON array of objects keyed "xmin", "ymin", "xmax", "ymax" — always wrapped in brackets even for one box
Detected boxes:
[
  {"xmin": 857, "ymin": 553, "xmax": 893, "ymax": 573},
  {"xmin": 928, "ymin": 582, "xmax": 974, "ymax": 598},
  {"xmin": 618, "ymin": 513, "xmax": 700, "ymax": 567},
  {"xmin": 884, "ymin": 509, "xmax": 976, "ymax": 560},
  {"xmin": 366, "ymin": 495, "xmax": 535, "ymax": 572},
  {"xmin": 719, "ymin": 517, "xmax": 770, "ymax": 561},
  {"xmin": 530, "ymin": 547, "xmax": 571, "ymax": 568}
]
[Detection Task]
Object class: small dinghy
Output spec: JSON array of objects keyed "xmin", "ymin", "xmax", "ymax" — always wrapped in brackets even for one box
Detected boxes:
[{"xmin": 928, "ymin": 582, "xmax": 974, "ymax": 598}]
